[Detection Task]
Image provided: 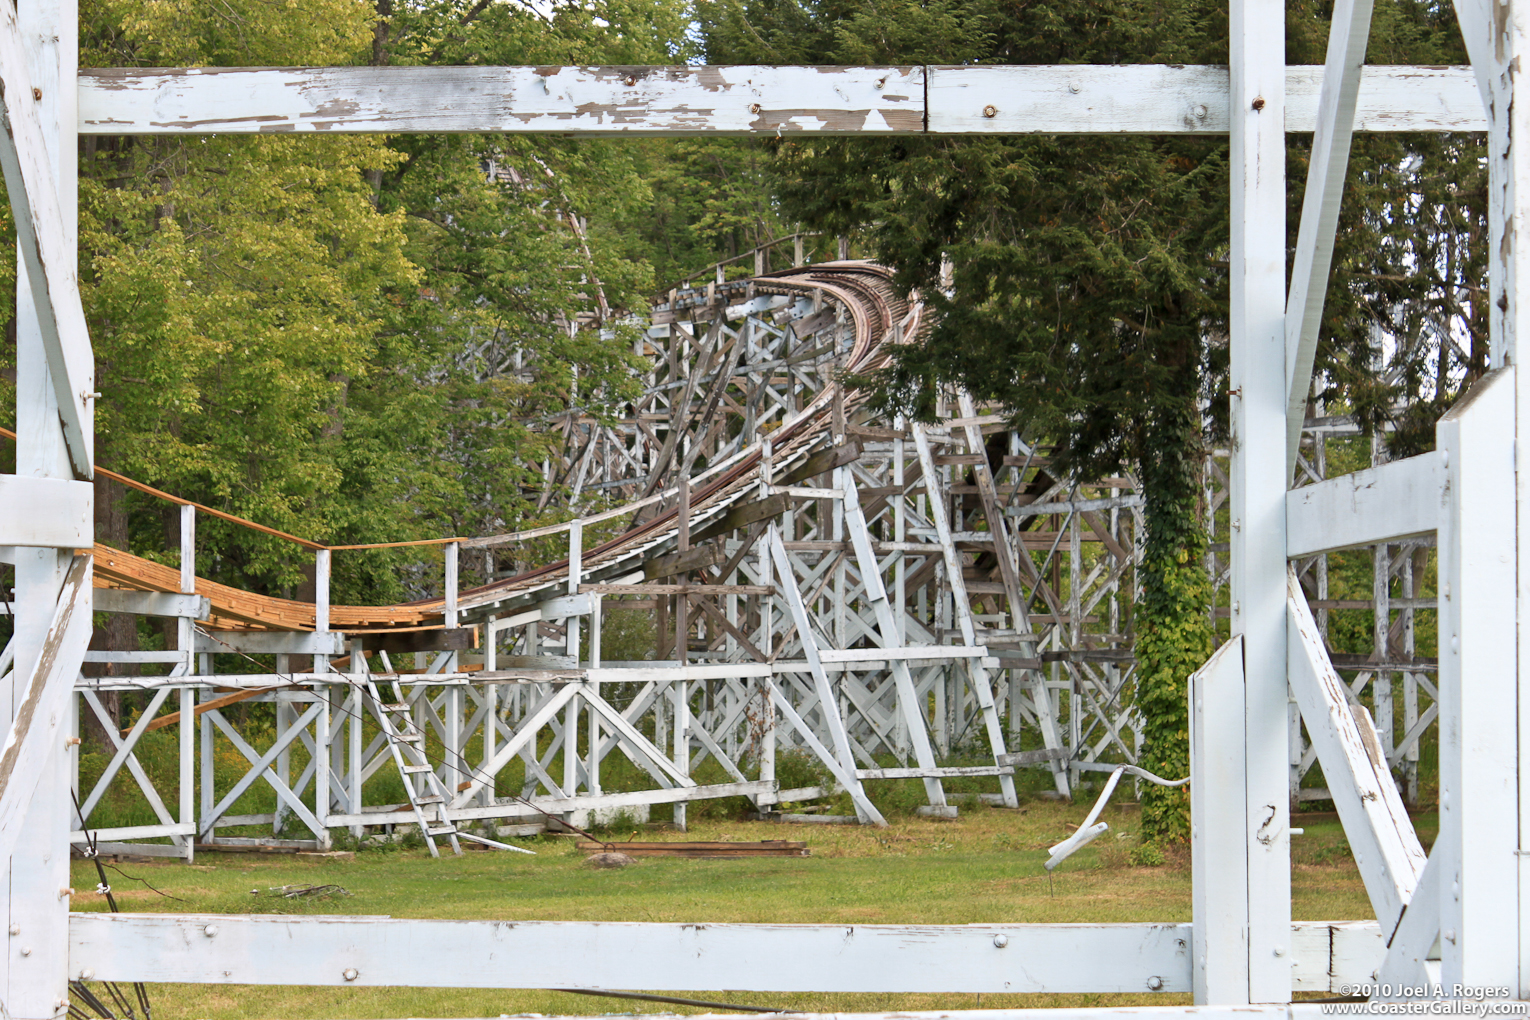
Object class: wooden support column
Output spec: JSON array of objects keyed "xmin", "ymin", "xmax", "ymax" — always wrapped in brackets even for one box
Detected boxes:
[
  {"xmin": 1437, "ymin": 367, "xmax": 1518, "ymax": 992},
  {"xmin": 674, "ymin": 482, "xmax": 689, "ymax": 830},
  {"xmin": 3, "ymin": 0, "xmax": 84, "ymax": 1009},
  {"xmin": 1201, "ymin": 0, "xmax": 1290, "ymax": 1001},
  {"xmin": 178, "ymin": 505, "xmax": 196, "ymax": 859}
]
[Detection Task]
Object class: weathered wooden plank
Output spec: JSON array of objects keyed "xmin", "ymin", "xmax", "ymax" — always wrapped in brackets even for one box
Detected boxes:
[
  {"xmin": 1285, "ymin": 451, "xmax": 1441, "ymax": 557},
  {"xmin": 0, "ymin": 0, "xmax": 94, "ymax": 478},
  {"xmin": 691, "ymin": 493, "xmax": 789, "ymax": 543},
  {"xmin": 1287, "ymin": 569, "xmax": 1426, "ymax": 934},
  {"xmin": 643, "ymin": 543, "xmax": 726, "ymax": 579},
  {"xmin": 93, "ymin": 588, "xmax": 209, "ymax": 619},
  {"xmin": 78, "ymin": 65, "xmax": 924, "ymax": 135},
  {"xmin": 0, "ymin": 556, "xmax": 92, "ymax": 864},
  {"xmin": 1189, "ymin": 636, "xmax": 1248, "ymax": 1003},
  {"xmin": 70, "ymin": 913, "xmax": 1194, "ymax": 993},
  {"xmin": 777, "ymin": 442, "xmax": 862, "ymax": 486},
  {"xmin": 76, "ymin": 65, "xmax": 1483, "ymax": 137},
  {"xmin": 930, "ymin": 64, "xmax": 1482, "ymax": 134},
  {"xmin": 193, "ymin": 630, "xmax": 346, "ymax": 656},
  {"xmin": 1283, "ymin": 0, "xmax": 1373, "ymax": 475},
  {"xmin": 0, "ymin": 474, "xmax": 92, "ymax": 547}
]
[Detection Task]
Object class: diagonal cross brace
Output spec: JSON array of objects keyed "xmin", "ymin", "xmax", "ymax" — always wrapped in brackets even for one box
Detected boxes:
[
  {"xmin": 0, "ymin": 0, "xmax": 94, "ymax": 480},
  {"xmin": 1284, "ymin": 0, "xmax": 1375, "ymax": 477},
  {"xmin": 0, "ymin": 554, "xmax": 92, "ymax": 864},
  {"xmin": 1287, "ymin": 568, "xmax": 1426, "ymax": 932}
]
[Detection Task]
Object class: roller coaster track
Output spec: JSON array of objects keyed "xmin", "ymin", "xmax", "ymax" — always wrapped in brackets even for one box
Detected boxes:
[
  {"xmin": 67, "ymin": 259, "xmax": 1159, "ymax": 850},
  {"xmin": 87, "ymin": 263, "xmax": 916, "ymax": 632}
]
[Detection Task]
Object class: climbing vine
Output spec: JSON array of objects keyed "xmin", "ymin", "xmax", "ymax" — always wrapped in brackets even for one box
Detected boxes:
[{"xmin": 1133, "ymin": 402, "xmax": 1214, "ymax": 843}]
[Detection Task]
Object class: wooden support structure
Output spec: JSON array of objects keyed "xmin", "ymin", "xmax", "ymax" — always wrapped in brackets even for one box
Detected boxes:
[{"xmin": 0, "ymin": 2, "xmax": 1522, "ymax": 1012}]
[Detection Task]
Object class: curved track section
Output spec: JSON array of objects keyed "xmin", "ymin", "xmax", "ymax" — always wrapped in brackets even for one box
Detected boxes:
[{"xmin": 69, "ymin": 261, "xmax": 1149, "ymax": 851}]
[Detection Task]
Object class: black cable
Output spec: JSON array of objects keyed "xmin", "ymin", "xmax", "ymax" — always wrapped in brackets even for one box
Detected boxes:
[
  {"xmin": 69, "ymin": 792, "xmax": 152, "ymax": 1020},
  {"xmin": 550, "ymin": 988, "xmax": 784, "ymax": 1013},
  {"xmin": 100, "ymin": 862, "xmax": 183, "ymax": 903}
]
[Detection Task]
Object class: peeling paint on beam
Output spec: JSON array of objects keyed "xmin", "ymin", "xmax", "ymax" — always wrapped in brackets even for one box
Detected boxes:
[
  {"xmin": 77, "ymin": 65, "xmax": 925, "ymax": 136},
  {"xmin": 76, "ymin": 64, "xmax": 1485, "ymax": 136}
]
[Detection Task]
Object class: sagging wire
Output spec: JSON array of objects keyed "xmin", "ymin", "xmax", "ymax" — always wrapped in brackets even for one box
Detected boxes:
[
  {"xmin": 68, "ymin": 792, "xmax": 153, "ymax": 1020},
  {"xmin": 189, "ymin": 626, "xmax": 601, "ymax": 849}
]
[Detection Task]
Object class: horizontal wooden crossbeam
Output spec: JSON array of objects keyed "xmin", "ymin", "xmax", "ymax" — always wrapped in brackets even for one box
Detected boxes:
[
  {"xmin": 1285, "ymin": 451, "xmax": 1440, "ymax": 557},
  {"xmin": 69, "ymin": 914, "xmax": 1384, "ymax": 994},
  {"xmin": 77, "ymin": 65, "xmax": 1482, "ymax": 136}
]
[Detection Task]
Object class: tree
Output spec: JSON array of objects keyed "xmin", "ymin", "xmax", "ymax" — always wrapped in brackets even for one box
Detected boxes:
[{"xmin": 698, "ymin": 0, "xmax": 1477, "ymax": 840}]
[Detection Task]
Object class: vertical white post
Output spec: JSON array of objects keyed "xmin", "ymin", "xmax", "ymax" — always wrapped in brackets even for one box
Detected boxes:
[
  {"xmin": 1214, "ymin": 0, "xmax": 1291, "ymax": 1002},
  {"xmin": 1490, "ymin": 0, "xmax": 1530, "ymax": 994},
  {"xmin": 483, "ymin": 616, "xmax": 498, "ymax": 808},
  {"xmin": 313, "ymin": 549, "xmax": 331, "ymax": 675},
  {"xmin": 445, "ymin": 542, "xmax": 459, "ymax": 630},
  {"xmin": 310, "ymin": 548, "xmax": 331, "ymax": 846},
  {"xmin": 200, "ymin": 696, "xmax": 215, "ymax": 842},
  {"xmin": 179, "ymin": 504, "xmax": 196, "ymax": 679},
  {"xmin": 588, "ymin": 593, "xmax": 602, "ymax": 796},
  {"xmin": 1437, "ymin": 367, "xmax": 1518, "ymax": 992},
  {"xmin": 5, "ymin": 0, "xmax": 81, "ymax": 1007},
  {"xmin": 348, "ymin": 640, "xmax": 363, "ymax": 839},
  {"xmin": 564, "ymin": 524, "xmax": 581, "ymax": 805},
  {"xmin": 179, "ymin": 686, "xmax": 194, "ymax": 861},
  {"xmin": 1191, "ymin": 637, "xmax": 1248, "ymax": 1003}
]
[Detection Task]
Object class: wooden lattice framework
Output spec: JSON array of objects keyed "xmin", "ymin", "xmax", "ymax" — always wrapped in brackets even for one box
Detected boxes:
[{"xmin": 0, "ymin": 0, "xmax": 1518, "ymax": 1012}]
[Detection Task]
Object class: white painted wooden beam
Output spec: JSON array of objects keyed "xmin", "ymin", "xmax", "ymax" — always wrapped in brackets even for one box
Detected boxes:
[
  {"xmin": 0, "ymin": 555, "xmax": 92, "ymax": 865},
  {"xmin": 1287, "ymin": 570, "xmax": 1426, "ymax": 933},
  {"xmin": 68, "ymin": 914, "xmax": 1384, "ymax": 996},
  {"xmin": 0, "ymin": 0, "xmax": 93, "ymax": 480},
  {"xmin": 766, "ymin": 525, "xmax": 886, "ymax": 826},
  {"xmin": 1285, "ymin": 452, "xmax": 1441, "ymax": 557},
  {"xmin": 1284, "ymin": 0, "xmax": 1374, "ymax": 476},
  {"xmin": 93, "ymin": 589, "xmax": 210, "ymax": 618},
  {"xmin": 78, "ymin": 65, "xmax": 924, "ymax": 136},
  {"xmin": 76, "ymin": 65, "xmax": 1484, "ymax": 137},
  {"xmin": 932, "ymin": 65, "xmax": 1480, "ymax": 134},
  {"xmin": 1434, "ymin": 366, "xmax": 1519, "ymax": 992},
  {"xmin": 0, "ymin": 475, "xmax": 91, "ymax": 548},
  {"xmin": 1228, "ymin": 0, "xmax": 1292, "ymax": 999},
  {"xmin": 1374, "ymin": 852, "xmax": 1441, "ymax": 996},
  {"xmin": 1190, "ymin": 637, "xmax": 1249, "ymax": 1003},
  {"xmin": 70, "ymin": 913, "xmax": 1193, "ymax": 992},
  {"xmin": 192, "ymin": 631, "xmax": 347, "ymax": 656}
]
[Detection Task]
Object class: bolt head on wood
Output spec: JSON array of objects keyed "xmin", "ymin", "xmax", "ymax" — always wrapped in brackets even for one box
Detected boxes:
[{"xmin": 982, "ymin": 105, "xmax": 997, "ymax": 118}]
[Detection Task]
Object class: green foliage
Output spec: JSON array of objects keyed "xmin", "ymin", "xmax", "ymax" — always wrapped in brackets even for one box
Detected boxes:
[{"xmin": 44, "ymin": 0, "xmax": 778, "ymax": 617}]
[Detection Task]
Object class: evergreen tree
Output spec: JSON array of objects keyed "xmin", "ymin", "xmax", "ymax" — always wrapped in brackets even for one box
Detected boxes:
[{"xmin": 698, "ymin": 0, "xmax": 1477, "ymax": 839}]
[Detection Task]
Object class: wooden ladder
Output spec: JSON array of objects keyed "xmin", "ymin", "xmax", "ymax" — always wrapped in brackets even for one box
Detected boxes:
[{"xmin": 363, "ymin": 677, "xmax": 462, "ymax": 857}]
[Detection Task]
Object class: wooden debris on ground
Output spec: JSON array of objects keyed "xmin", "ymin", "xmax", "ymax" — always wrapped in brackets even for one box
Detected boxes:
[{"xmin": 576, "ymin": 840, "xmax": 809, "ymax": 858}]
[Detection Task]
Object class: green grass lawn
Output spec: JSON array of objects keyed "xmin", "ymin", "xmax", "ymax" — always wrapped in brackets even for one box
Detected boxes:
[{"xmin": 70, "ymin": 801, "xmax": 1400, "ymax": 1019}]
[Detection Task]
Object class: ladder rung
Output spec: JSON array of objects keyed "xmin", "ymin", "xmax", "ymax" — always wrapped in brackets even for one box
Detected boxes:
[
  {"xmin": 397, "ymin": 732, "xmax": 423, "ymax": 742},
  {"xmin": 416, "ymin": 795, "xmax": 444, "ymax": 805},
  {"xmin": 427, "ymin": 826, "xmax": 456, "ymax": 836},
  {"xmin": 402, "ymin": 764, "xmax": 433, "ymax": 774},
  {"xmin": 383, "ymin": 703, "xmax": 410, "ymax": 711}
]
